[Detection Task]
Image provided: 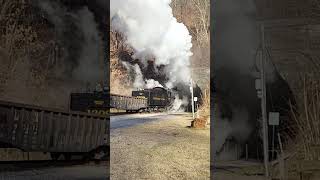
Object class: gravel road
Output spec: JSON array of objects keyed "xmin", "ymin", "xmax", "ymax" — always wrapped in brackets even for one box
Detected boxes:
[
  {"xmin": 110, "ymin": 113, "xmax": 210, "ymax": 180},
  {"xmin": 111, "ymin": 113, "xmax": 177, "ymax": 129}
]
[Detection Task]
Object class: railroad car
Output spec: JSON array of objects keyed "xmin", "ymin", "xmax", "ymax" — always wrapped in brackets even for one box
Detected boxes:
[
  {"xmin": 70, "ymin": 91, "xmax": 148, "ymax": 113},
  {"xmin": 110, "ymin": 94, "xmax": 148, "ymax": 112},
  {"xmin": 0, "ymin": 100, "xmax": 109, "ymax": 160}
]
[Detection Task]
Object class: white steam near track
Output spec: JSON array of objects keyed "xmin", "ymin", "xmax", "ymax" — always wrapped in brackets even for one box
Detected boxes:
[
  {"xmin": 133, "ymin": 64, "xmax": 163, "ymax": 89},
  {"xmin": 213, "ymin": 107, "xmax": 252, "ymax": 160},
  {"xmin": 169, "ymin": 95, "xmax": 188, "ymax": 112},
  {"xmin": 110, "ymin": 0, "xmax": 193, "ymax": 89}
]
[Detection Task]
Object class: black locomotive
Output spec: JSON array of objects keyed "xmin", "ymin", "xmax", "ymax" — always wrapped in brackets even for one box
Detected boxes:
[
  {"xmin": 70, "ymin": 90, "xmax": 109, "ymax": 115},
  {"xmin": 132, "ymin": 87, "xmax": 174, "ymax": 110}
]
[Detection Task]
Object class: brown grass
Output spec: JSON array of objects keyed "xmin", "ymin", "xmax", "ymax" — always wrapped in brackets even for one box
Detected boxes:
[
  {"xmin": 289, "ymin": 75, "xmax": 320, "ymax": 160},
  {"xmin": 197, "ymin": 83, "xmax": 210, "ymax": 121}
]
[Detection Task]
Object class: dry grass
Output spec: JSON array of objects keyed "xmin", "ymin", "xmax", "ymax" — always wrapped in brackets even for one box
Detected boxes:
[
  {"xmin": 197, "ymin": 83, "xmax": 210, "ymax": 123},
  {"xmin": 268, "ymin": 75, "xmax": 320, "ymax": 180},
  {"xmin": 289, "ymin": 75, "xmax": 320, "ymax": 160}
]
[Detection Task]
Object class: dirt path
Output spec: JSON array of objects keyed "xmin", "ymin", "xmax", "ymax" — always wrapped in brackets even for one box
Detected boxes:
[{"xmin": 110, "ymin": 113, "xmax": 210, "ymax": 180}]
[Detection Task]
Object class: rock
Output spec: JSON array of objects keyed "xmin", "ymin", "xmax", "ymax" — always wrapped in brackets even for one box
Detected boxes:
[{"xmin": 191, "ymin": 118, "xmax": 207, "ymax": 129}]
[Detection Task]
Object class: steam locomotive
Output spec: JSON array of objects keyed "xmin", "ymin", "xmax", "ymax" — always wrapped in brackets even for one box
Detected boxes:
[
  {"xmin": 131, "ymin": 87, "xmax": 175, "ymax": 110},
  {"xmin": 70, "ymin": 86, "xmax": 175, "ymax": 114}
]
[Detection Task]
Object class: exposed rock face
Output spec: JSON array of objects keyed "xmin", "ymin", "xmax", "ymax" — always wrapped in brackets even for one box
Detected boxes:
[
  {"xmin": 256, "ymin": 0, "xmax": 320, "ymax": 97},
  {"xmin": 0, "ymin": 0, "xmax": 106, "ymax": 110},
  {"xmin": 256, "ymin": 0, "xmax": 316, "ymax": 19}
]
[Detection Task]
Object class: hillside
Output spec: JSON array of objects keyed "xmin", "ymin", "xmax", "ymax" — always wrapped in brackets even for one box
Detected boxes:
[{"xmin": 0, "ymin": 0, "xmax": 105, "ymax": 110}]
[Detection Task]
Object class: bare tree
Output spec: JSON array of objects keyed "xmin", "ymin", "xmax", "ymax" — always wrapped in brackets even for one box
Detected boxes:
[{"xmin": 191, "ymin": 0, "xmax": 210, "ymax": 44}]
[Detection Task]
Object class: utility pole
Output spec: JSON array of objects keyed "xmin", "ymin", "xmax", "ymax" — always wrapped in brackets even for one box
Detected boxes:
[
  {"xmin": 260, "ymin": 23, "xmax": 270, "ymax": 179},
  {"xmin": 190, "ymin": 79, "xmax": 195, "ymax": 119}
]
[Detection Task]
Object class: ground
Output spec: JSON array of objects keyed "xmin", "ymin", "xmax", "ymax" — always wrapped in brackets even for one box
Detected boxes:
[
  {"xmin": 213, "ymin": 160, "xmax": 265, "ymax": 180},
  {"xmin": 213, "ymin": 172, "xmax": 264, "ymax": 180},
  {"xmin": 110, "ymin": 113, "xmax": 210, "ymax": 180},
  {"xmin": 213, "ymin": 159, "xmax": 320, "ymax": 180}
]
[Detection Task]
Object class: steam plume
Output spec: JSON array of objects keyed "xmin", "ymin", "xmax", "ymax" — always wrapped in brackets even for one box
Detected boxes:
[
  {"xmin": 169, "ymin": 95, "xmax": 188, "ymax": 112},
  {"xmin": 126, "ymin": 63, "xmax": 164, "ymax": 89},
  {"xmin": 213, "ymin": 0, "xmax": 259, "ymax": 157},
  {"xmin": 110, "ymin": 0, "xmax": 193, "ymax": 89},
  {"xmin": 37, "ymin": 1, "xmax": 104, "ymax": 84}
]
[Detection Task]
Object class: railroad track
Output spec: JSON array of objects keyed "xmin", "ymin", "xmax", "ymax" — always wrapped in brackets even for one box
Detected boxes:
[
  {"xmin": 0, "ymin": 160, "xmax": 109, "ymax": 180},
  {"xmin": 110, "ymin": 112, "xmax": 160, "ymax": 116},
  {"xmin": 0, "ymin": 159, "xmax": 108, "ymax": 172},
  {"xmin": 110, "ymin": 112, "xmax": 138, "ymax": 116}
]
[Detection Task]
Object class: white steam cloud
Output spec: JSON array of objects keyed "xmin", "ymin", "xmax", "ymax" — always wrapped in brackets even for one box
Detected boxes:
[
  {"xmin": 130, "ymin": 63, "xmax": 163, "ymax": 89},
  {"xmin": 111, "ymin": 0, "xmax": 193, "ymax": 89},
  {"xmin": 38, "ymin": 1, "xmax": 103, "ymax": 83},
  {"xmin": 145, "ymin": 79, "xmax": 163, "ymax": 89},
  {"xmin": 213, "ymin": 107, "xmax": 252, "ymax": 160},
  {"xmin": 133, "ymin": 64, "xmax": 144, "ymax": 88},
  {"xmin": 169, "ymin": 95, "xmax": 188, "ymax": 112}
]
